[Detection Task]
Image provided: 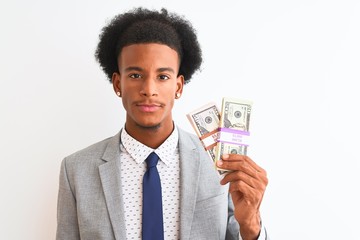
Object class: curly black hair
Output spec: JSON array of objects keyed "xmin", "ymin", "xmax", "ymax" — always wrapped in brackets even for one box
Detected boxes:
[{"xmin": 95, "ymin": 7, "xmax": 202, "ymax": 84}]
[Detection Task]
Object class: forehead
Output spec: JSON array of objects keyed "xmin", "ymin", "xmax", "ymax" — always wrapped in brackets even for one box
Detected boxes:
[{"xmin": 118, "ymin": 43, "xmax": 180, "ymax": 70}]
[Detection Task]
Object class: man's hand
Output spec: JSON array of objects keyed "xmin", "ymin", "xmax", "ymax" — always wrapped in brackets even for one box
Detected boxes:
[{"xmin": 217, "ymin": 154, "xmax": 268, "ymax": 240}]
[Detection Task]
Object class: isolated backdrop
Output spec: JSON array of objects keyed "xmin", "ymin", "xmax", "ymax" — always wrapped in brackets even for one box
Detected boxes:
[{"xmin": 1, "ymin": 0, "xmax": 359, "ymax": 239}]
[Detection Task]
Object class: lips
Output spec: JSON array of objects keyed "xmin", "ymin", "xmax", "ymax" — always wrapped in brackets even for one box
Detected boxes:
[{"xmin": 135, "ymin": 102, "xmax": 163, "ymax": 113}]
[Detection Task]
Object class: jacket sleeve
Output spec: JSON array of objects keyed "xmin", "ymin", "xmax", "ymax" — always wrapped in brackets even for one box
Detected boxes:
[{"xmin": 56, "ymin": 158, "xmax": 80, "ymax": 240}]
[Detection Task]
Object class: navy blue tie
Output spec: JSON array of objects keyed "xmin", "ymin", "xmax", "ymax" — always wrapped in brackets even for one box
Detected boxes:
[{"xmin": 142, "ymin": 152, "xmax": 164, "ymax": 240}]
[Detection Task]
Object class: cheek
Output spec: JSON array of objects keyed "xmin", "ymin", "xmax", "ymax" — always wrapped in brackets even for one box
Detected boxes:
[
  {"xmin": 165, "ymin": 89, "xmax": 177, "ymax": 103},
  {"xmin": 167, "ymin": 93, "xmax": 176, "ymax": 109},
  {"xmin": 166, "ymin": 83, "xmax": 178, "ymax": 96},
  {"xmin": 120, "ymin": 93, "xmax": 131, "ymax": 108}
]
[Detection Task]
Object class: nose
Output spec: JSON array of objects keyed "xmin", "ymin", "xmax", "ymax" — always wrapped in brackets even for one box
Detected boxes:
[{"xmin": 140, "ymin": 77, "xmax": 158, "ymax": 97}]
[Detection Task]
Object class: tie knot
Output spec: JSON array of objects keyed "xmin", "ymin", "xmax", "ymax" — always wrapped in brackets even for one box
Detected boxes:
[{"xmin": 145, "ymin": 152, "xmax": 159, "ymax": 168}]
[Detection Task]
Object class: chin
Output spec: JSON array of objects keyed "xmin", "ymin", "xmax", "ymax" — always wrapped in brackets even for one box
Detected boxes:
[{"xmin": 136, "ymin": 122, "xmax": 161, "ymax": 130}]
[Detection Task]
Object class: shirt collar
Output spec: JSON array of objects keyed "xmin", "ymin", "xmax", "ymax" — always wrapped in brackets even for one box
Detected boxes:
[{"xmin": 120, "ymin": 126, "xmax": 179, "ymax": 165}]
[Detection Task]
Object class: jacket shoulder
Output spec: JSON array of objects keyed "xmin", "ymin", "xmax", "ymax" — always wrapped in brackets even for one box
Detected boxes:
[
  {"xmin": 62, "ymin": 132, "xmax": 120, "ymax": 166},
  {"xmin": 177, "ymin": 127, "xmax": 204, "ymax": 149}
]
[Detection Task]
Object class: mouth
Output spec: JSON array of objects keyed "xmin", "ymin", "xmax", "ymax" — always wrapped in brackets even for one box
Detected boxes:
[{"xmin": 135, "ymin": 102, "xmax": 163, "ymax": 113}]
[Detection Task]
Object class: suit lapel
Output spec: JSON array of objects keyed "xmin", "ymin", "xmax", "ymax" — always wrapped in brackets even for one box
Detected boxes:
[
  {"xmin": 99, "ymin": 132, "xmax": 126, "ymax": 240},
  {"xmin": 98, "ymin": 129, "xmax": 203, "ymax": 239},
  {"xmin": 178, "ymin": 128, "xmax": 201, "ymax": 240}
]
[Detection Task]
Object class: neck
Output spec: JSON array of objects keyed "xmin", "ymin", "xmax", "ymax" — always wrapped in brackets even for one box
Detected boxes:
[{"xmin": 124, "ymin": 121, "xmax": 175, "ymax": 149}]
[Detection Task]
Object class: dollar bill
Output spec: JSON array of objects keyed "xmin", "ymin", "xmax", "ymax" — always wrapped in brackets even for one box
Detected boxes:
[
  {"xmin": 186, "ymin": 102, "xmax": 220, "ymax": 162},
  {"xmin": 215, "ymin": 97, "xmax": 253, "ymax": 172}
]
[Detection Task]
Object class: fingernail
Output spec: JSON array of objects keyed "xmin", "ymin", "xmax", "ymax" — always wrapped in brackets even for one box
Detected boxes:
[
  {"xmin": 217, "ymin": 160, "xmax": 223, "ymax": 166},
  {"xmin": 222, "ymin": 154, "xmax": 229, "ymax": 159}
]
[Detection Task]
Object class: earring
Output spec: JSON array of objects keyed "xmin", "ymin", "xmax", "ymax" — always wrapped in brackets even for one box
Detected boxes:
[
  {"xmin": 175, "ymin": 92, "xmax": 181, "ymax": 98},
  {"xmin": 116, "ymin": 92, "xmax": 121, "ymax": 97}
]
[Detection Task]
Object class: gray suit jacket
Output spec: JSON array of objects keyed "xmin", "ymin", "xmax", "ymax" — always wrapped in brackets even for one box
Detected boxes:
[{"xmin": 56, "ymin": 128, "xmax": 241, "ymax": 240}]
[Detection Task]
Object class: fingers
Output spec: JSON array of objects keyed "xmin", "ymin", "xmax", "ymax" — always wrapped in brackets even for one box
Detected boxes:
[
  {"xmin": 218, "ymin": 154, "xmax": 265, "ymax": 173},
  {"xmin": 217, "ymin": 155, "xmax": 267, "ymax": 181},
  {"xmin": 229, "ymin": 181, "xmax": 263, "ymax": 205},
  {"xmin": 218, "ymin": 154, "xmax": 268, "ymax": 196},
  {"xmin": 221, "ymin": 171, "xmax": 259, "ymax": 189}
]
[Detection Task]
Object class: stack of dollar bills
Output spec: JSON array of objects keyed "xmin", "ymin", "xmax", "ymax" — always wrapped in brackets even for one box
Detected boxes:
[{"xmin": 187, "ymin": 97, "xmax": 252, "ymax": 173}]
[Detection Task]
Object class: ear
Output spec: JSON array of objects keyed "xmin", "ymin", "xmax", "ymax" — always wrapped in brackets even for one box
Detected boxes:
[
  {"xmin": 112, "ymin": 72, "xmax": 121, "ymax": 97},
  {"xmin": 176, "ymin": 75, "xmax": 184, "ymax": 96}
]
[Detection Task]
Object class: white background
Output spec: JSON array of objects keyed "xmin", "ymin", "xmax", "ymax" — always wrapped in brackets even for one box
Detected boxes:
[{"xmin": 1, "ymin": 0, "xmax": 359, "ymax": 239}]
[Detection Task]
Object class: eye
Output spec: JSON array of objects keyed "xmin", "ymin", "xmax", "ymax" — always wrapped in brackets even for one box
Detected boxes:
[
  {"xmin": 129, "ymin": 73, "xmax": 141, "ymax": 79},
  {"xmin": 159, "ymin": 75, "xmax": 170, "ymax": 80}
]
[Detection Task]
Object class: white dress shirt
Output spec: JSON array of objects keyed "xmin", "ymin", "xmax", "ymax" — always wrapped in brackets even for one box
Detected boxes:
[
  {"xmin": 118, "ymin": 126, "xmax": 268, "ymax": 240},
  {"xmin": 119, "ymin": 127, "xmax": 180, "ymax": 240}
]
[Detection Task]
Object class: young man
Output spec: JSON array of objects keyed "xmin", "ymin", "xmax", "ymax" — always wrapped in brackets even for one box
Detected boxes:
[{"xmin": 56, "ymin": 8, "xmax": 268, "ymax": 240}]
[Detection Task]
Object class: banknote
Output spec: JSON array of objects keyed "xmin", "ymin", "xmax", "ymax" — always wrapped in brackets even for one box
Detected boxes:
[
  {"xmin": 215, "ymin": 97, "xmax": 253, "ymax": 172},
  {"xmin": 186, "ymin": 102, "xmax": 220, "ymax": 162}
]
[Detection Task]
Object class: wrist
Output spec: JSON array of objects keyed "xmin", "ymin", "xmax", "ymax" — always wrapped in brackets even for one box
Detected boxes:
[
  {"xmin": 239, "ymin": 213, "xmax": 261, "ymax": 240},
  {"xmin": 240, "ymin": 225, "xmax": 260, "ymax": 240}
]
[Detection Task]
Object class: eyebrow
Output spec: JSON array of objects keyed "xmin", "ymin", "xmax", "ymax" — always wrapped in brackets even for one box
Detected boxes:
[
  {"xmin": 124, "ymin": 66, "xmax": 175, "ymax": 74},
  {"xmin": 157, "ymin": 67, "xmax": 175, "ymax": 74},
  {"xmin": 124, "ymin": 66, "xmax": 143, "ymax": 72}
]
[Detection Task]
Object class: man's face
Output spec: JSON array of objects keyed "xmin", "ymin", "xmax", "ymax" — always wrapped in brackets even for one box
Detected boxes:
[{"xmin": 112, "ymin": 43, "xmax": 184, "ymax": 130}]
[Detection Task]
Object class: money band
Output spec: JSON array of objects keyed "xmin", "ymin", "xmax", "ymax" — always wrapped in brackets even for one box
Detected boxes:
[
  {"xmin": 199, "ymin": 129, "xmax": 219, "ymax": 150},
  {"xmin": 218, "ymin": 127, "xmax": 250, "ymax": 146}
]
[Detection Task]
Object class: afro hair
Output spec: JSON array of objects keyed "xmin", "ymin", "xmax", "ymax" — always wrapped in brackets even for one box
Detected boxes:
[{"xmin": 95, "ymin": 7, "xmax": 202, "ymax": 84}]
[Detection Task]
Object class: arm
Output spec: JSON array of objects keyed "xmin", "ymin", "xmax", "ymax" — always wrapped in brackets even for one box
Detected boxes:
[
  {"xmin": 226, "ymin": 194, "xmax": 269, "ymax": 240},
  {"xmin": 218, "ymin": 154, "xmax": 269, "ymax": 240},
  {"xmin": 56, "ymin": 158, "xmax": 80, "ymax": 240}
]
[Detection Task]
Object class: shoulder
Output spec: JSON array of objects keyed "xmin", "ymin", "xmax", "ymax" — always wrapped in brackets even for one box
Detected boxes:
[
  {"xmin": 177, "ymin": 127, "xmax": 210, "ymax": 162},
  {"xmin": 177, "ymin": 127, "xmax": 203, "ymax": 149},
  {"xmin": 62, "ymin": 131, "xmax": 120, "ymax": 167}
]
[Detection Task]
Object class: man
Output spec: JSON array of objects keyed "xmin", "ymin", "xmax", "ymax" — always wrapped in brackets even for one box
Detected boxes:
[{"xmin": 56, "ymin": 7, "xmax": 268, "ymax": 240}]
